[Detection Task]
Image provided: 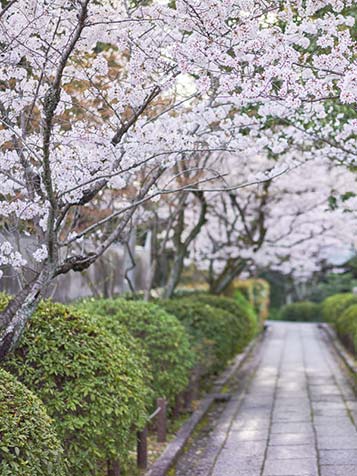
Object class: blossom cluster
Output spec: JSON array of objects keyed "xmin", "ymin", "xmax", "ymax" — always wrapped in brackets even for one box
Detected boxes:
[{"xmin": 0, "ymin": 0, "xmax": 356, "ymax": 283}]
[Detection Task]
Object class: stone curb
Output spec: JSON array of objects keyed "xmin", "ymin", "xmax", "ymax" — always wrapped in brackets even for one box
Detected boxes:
[
  {"xmin": 144, "ymin": 329, "xmax": 267, "ymax": 476},
  {"xmin": 318, "ymin": 323, "xmax": 357, "ymax": 376}
]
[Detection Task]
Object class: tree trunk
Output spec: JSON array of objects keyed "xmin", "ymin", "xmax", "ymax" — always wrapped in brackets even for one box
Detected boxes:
[
  {"xmin": 209, "ymin": 271, "xmax": 236, "ymax": 295},
  {"xmin": 162, "ymin": 191, "xmax": 207, "ymax": 299},
  {"xmin": 162, "ymin": 248, "xmax": 186, "ymax": 299},
  {"xmin": 123, "ymin": 225, "xmax": 137, "ymax": 293},
  {"xmin": 144, "ymin": 229, "xmax": 156, "ymax": 301},
  {"xmin": 0, "ymin": 267, "xmax": 52, "ymax": 360},
  {"xmin": 209, "ymin": 260, "xmax": 246, "ymax": 295}
]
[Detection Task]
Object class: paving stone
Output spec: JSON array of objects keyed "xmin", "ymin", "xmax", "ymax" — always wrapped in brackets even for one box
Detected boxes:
[
  {"xmin": 308, "ymin": 378, "xmax": 335, "ymax": 385},
  {"xmin": 239, "ymin": 403, "xmax": 273, "ymax": 411},
  {"xmin": 275, "ymin": 398, "xmax": 310, "ymax": 405},
  {"xmin": 269, "ymin": 433, "xmax": 315, "ymax": 446},
  {"xmin": 216, "ymin": 451, "xmax": 264, "ymax": 468},
  {"xmin": 312, "ymin": 402, "xmax": 346, "ymax": 410},
  {"xmin": 212, "ymin": 451, "xmax": 263, "ymax": 475},
  {"xmin": 310, "ymin": 385, "xmax": 340, "ymax": 394},
  {"xmin": 223, "ymin": 440, "xmax": 266, "ymax": 455},
  {"xmin": 271, "ymin": 422, "xmax": 314, "ymax": 434},
  {"xmin": 212, "ymin": 468, "xmax": 262, "ymax": 476},
  {"xmin": 272, "ymin": 413, "xmax": 311, "ymax": 423},
  {"xmin": 320, "ymin": 465, "xmax": 357, "ymax": 476},
  {"xmin": 263, "ymin": 458, "xmax": 318, "ymax": 476},
  {"xmin": 230, "ymin": 430, "xmax": 269, "ymax": 441},
  {"xmin": 313, "ymin": 416, "xmax": 352, "ymax": 425},
  {"xmin": 267, "ymin": 445, "xmax": 316, "ymax": 459},
  {"xmin": 315, "ymin": 425, "xmax": 357, "ymax": 437},
  {"xmin": 317, "ymin": 436, "xmax": 357, "ymax": 450},
  {"xmin": 310, "ymin": 395, "xmax": 344, "ymax": 403},
  {"xmin": 319, "ymin": 449, "xmax": 357, "ymax": 465},
  {"xmin": 231, "ymin": 418, "xmax": 270, "ymax": 431}
]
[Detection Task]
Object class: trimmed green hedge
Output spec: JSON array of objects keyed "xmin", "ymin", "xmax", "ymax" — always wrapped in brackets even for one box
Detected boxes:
[
  {"xmin": 280, "ymin": 302, "xmax": 321, "ymax": 322},
  {"xmin": 1, "ymin": 296, "xmax": 150, "ymax": 475},
  {"xmin": 321, "ymin": 294, "xmax": 357, "ymax": 355},
  {"xmin": 0, "ymin": 368, "xmax": 65, "ymax": 476},
  {"xmin": 322, "ymin": 293, "xmax": 357, "ymax": 324},
  {"xmin": 334, "ymin": 304, "xmax": 357, "ymax": 354},
  {"xmin": 159, "ymin": 298, "xmax": 238, "ymax": 375},
  {"xmin": 193, "ymin": 294, "xmax": 258, "ymax": 351},
  {"xmin": 234, "ymin": 290, "xmax": 257, "ymax": 321},
  {"xmin": 75, "ymin": 298, "xmax": 195, "ymax": 406},
  {"xmin": 268, "ymin": 307, "xmax": 281, "ymax": 321},
  {"xmin": 232, "ymin": 279, "xmax": 270, "ymax": 323}
]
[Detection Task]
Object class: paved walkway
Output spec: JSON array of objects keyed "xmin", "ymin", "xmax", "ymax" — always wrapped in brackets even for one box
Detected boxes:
[{"xmin": 179, "ymin": 322, "xmax": 357, "ymax": 476}]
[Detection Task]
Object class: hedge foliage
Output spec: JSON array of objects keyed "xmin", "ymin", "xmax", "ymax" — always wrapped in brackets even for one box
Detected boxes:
[
  {"xmin": 321, "ymin": 293, "xmax": 357, "ymax": 355},
  {"xmin": 193, "ymin": 293, "xmax": 258, "ymax": 350},
  {"xmin": 0, "ymin": 368, "xmax": 65, "ymax": 476},
  {"xmin": 279, "ymin": 301, "xmax": 321, "ymax": 322},
  {"xmin": 0, "ymin": 291, "xmax": 258, "ymax": 475},
  {"xmin": 322, "ymin": 293, "xmax": 357, "ymax": 324},
  {"xmin": 334, "ymin": 304, "xmax": 357, "ymax": 353},
  {"xmin": 0, "ymin": 295, "xmax": 150, "ymax": 475},
  {"xmin": 231, "ymin": 278, "xmax": 270, "ymax": 323},
  {"xmin": 75, "ymin": 298, "xmax": 195, "ymax": 405},
  {"xmin": 159, "ymin": 298, "xmax": 240, "ymax": 374},
  {"xmin": 234, "ymin": 290, "xmax": 261, "ymax": 329}
]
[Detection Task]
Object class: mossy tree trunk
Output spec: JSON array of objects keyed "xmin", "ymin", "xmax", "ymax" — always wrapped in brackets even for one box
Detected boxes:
[
  {"xmin": 208, "ymin": 258, "xmax": 247, "ymax": 295},
  {"xmin": 0, "ymin": 267, "xmax": 53, "ymax": 360}
]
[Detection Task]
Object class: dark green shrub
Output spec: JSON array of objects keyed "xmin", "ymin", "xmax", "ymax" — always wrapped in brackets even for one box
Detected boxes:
[
  {"xmin": 0, "ymin": 368, "xmax": 65, "ymax": 476},
  {"xmin": 193, "ymin": 294, "xmax": 258, "ymax": 351},
  {"xmin": 268, "ymin": 307, "xmax": 282, "ymax": 321},
  {"xmin": 159, "ymin": 298, "xmax": 236, "ymax": 374},
  {"xmin": 322, "ymin": 293, "xmax": 357, "ymax": 324},
  {"xmin": 280, "ymin": 301, "xmax": 321, "ymax": 322},
  {"xmin": 76, "ymin": 298, "xmax": 195, "ymax": 406},
  {"xmin": 234, "ymin": 290, "xmax": 264, "ymax": 326},
  {"xmin": 173, "ymin": 288, "xmax": 207, "ymax": 298},
  {"xmin": 232, "ymin": 279, "xmax": 270, "ymax": 323},
  {"xmin": 335, "ymin": 304, "xmax": 357, "ymax": 354},
  {"xmin": 1, "ymin": 295, "xmax": 150, "ymax": 475}
]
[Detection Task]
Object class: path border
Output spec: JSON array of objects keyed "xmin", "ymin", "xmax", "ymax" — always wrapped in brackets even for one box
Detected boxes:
[{"xmin": 144, "ymin": 328, "xmax": 267, "ymax": 476}]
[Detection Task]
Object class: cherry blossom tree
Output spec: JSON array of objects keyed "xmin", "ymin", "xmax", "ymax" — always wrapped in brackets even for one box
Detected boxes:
[
  {"xmin": 0, "ymin": 0, "xmax": 356, "ymax": 358},
  {"xmin": 190, "ymin": 156, "xmax": 357, "ymax": 292}
]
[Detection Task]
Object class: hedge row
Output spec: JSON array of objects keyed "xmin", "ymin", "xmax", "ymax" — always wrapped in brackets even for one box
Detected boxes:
[
  {"xmin": 0, "ymin": 292, "xmax": 258, "ymax": 475},
  {"xmin": 0, "ymin": 296, "xmax": 150, "ymax": 475},
  {"xmin": 75, "ymin": 298, "xmax": 195, "ymax": 407},
  {"xmin": 279, "ymin": 301, "xmax": 322, "ymax": 322},
  {"xmin": 160, "ymin": 294, "xmax": 257, "ymax": 375},
  {"xmin": 228, "ymin": 278, "xmax": 270, "ymax": 324},
  {"xmin": 160, "ymin": 298, "xmax": 236, "ymax": 375},
  {"xmin": 322, "ymin": 293, "xmax": 357, "ymax": 354},
  {"xmin": 322, "ymin": 293, "xmax": 357, "ymax": 324}
]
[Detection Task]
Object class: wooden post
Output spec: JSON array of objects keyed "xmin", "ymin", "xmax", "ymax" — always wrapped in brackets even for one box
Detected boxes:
[
  {"xmin": 107, "ymin": 460, "xmax": 120, "ymax": 476},
  {"xmin": 156, "ymin": 398, "xmax": 167, "ymax": 443},
  {"xmin": 137, "ymin": 427, "xmax": 148, "ymax": 469}
]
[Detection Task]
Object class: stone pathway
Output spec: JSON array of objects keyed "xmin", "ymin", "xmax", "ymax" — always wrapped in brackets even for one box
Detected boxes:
[{"xmin": 176, "ymin": 321, "xmax": 357, "ymax": 476}]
